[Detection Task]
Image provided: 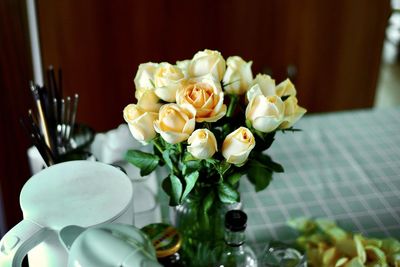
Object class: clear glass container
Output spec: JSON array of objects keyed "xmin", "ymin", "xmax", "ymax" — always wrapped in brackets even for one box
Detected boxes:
[
  {"xmin": 171, "ymin": 191, "xmax": 242, "ymax": 266},
  {"xmin": 215, "ymin": 210, "xmax": 258, "ymax": 267},
  {"xmin": 260, "ymin": 241, "xmax": 307, "ymax": 267}
]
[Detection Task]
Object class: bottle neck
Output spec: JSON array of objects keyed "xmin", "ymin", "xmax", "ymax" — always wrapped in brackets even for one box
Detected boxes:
[{"xmin": 224, "ymin": 229, "xmax": 246, "ymax": 247}]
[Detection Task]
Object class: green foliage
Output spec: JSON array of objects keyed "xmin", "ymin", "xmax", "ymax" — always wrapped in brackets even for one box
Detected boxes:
[
  {"xmin": 217, "ymin": 182, "xmax": 240, "ymax": 204},
  {"xmin": 125, "ymin": 150, "xmax": 159, "ymax": 176},
  {"xmin": 202, "ymin": 191, "xmax": 215, "ymax": 214},
  {"xmin": 244, "ymin": 152, "xmax": 284, "ymax": 192},
  {"xmin": 247, "ymin": 159, "xmax": 273, "ymax": 192},
  {"xmin": 254, "ymin": 153, "xmax": 284, "ymax": 173},
  {"xmin": 162, "ymin": 174, "xmax": 183, "ymax": 206},
  {"xmin": 181, "ymin": 171, "xmax": 199, "ymax": 202}
]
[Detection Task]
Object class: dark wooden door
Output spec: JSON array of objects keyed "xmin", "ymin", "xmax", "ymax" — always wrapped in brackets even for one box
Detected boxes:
[{"xmin": 0, "ymin": 0, "xmax": 34, "ymax": 234}]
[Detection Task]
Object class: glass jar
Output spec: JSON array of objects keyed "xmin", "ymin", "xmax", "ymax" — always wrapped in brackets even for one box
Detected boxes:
[
  {"xmin": 170, "ymin": 192, "xmax": 242, "ymax": 266},
  {"xmin": 141, "ymin": 223, "xmax": 185, "ymax": 267},
  {"xmin": 261, "ymin": 241, "xmax": 307, "ymax": 267}
]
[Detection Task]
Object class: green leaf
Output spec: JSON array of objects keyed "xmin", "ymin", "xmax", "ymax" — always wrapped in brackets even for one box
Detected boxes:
[
  {"xmin": 218, "ymin": 161, "xmax": 231, "ymax": 176},
  {"xmin": 161, "ymin": 176, "xmax": 172, "ymax": 198},
  {"xmin": 181, "ymin": 171, "xmax": 199, "ymax": 202},
  {"xmin": 169, "ymin": 174, "xmax": 182, "ymax": 206},
  {"xmin": 252, "ymin": 131, "xmax": 276, "ymax": 151},
  {"xmin": 202, "ymin": 191, "xmax": 215, "ymax": 214},
  {"xmin": 153, "ymin": 145, "xmax": 165, "ymax": 166},
  {"xmin": 205, "ymin": 158, "xmax": 218, "ymax": 166},
  {"xmin": 217, "ymin": 182, "xmax": 239, "ymax": 204},
  {"xmin": 182, "ymin": 160, "xmax": 202, "ymax": 176},
  {"xmin": 247, "ymin": 159, "xmax": 273, "ymax": 191},
  {"xmin": 183, "ymin": 152, "xmax": 197, "ymax": 162},
  {"xmin": 226, "ymin": 172, "xmax": 243, "ymax": 186},
  {"xmin": 161, "ymin": 175, "xmax": 183, "ymax": 206},
  {"xmin": 162, "ymin": 150, "xmax": 174, "ymax": 171},
  {"xmin": 255, "ymin": 153, "xmax": 284, "ymax": 173},
  {"xmin": 125, "ymin": 149, "xmax": 159, "ymax": 176},
  {"xmin": 245, "ymin": 119, "xmax": 252, "ymax": 129},
  {"xmin": 162, "ymin": 176, "xmax": 181, "ymax": 206}
]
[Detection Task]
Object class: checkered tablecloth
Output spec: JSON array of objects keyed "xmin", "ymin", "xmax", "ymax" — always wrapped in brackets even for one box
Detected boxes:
[{"xmin": 241, "ymin": 107, "xmax": 400, "ymax": 253}]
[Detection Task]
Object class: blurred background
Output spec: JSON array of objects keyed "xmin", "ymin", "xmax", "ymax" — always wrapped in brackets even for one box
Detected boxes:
[{"xmin": 0, "ymin": 0, "xmax": 399, "ymax": 236}]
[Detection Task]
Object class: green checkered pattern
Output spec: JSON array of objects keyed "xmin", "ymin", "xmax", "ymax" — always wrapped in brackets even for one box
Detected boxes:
[
  {"xmin": 241, "ymin": 107, "xmax": 400, "ymax": 253},
  {"xmin": 158, "ymin": 107, "xmax": 400, "ymax": 255}
]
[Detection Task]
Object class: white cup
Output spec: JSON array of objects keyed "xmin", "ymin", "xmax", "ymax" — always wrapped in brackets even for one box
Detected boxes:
[{"xmin": 0, "ymin": 160, "xmax": 134, "ymax": 267}]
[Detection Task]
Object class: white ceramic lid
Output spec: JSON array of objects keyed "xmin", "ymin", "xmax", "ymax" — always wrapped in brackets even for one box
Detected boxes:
[{"xmin": 20, "ymin": 161, "xmax": 133, "ymax": 230}]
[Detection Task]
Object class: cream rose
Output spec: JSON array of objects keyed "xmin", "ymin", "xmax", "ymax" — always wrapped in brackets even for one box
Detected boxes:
[
  {"xmin": 246, "ymin": 74, "xmax": 276, "ymax": 102},
  {"xmin": 222, "ymin": 127, "xmax": 255, "ymax": 165},
  {"xmin": 280, "ymin": 96, "xmax": 307, "ymax": 129},
  {"xmin": 176, "ymin": 59, "xmax": 191, "ymax": 78},
  {"xmin": 176, "ymin": 78, "xmax": 226, "ymax": 122},
  {"xmin": 153, "ymin": 63, "xmax": 186, "ymax": 102},
  {"xmin": 154, "ymin": 103, "xmax": 196, "ymax": 144},
  {"xmin": 123, "ymin": 104, "xmax": 158, "ymax": 143},
  {"xmin": 123, "ymin": 91, "xmax": 161, "ymax": 142},
  {"xmin": 188, "ymin": 49, "xmax": 226, "ymax": 81},
  {"xmin": 245, "ymin": 95, "xmax": 285, "ymax": 133},
  {"xmin": 187, "ymin": 129, "xmax": 218, "ymax": 159},
  {"xmin": 275, "ymin": 78, "xmax": 296, "ymax": 97},
  {"xmin": 134, "ymin": 62, "xmax": 158, "ymax": 100},
  {"xmin": 136, "ymin": 90, "xmax": 161, "ymax": 113},
  {"xmin": 222, "ymin": 56, "xmax": 253, "ymax": 95}
]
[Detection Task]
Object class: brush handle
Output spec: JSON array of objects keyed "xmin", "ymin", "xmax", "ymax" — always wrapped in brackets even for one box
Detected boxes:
[
  {"xmin": 68, "ymin": 94, "xmax": 79, "ymax": 141},
  {"xmin": 30, "ymin": 83, "xmax": 53, "ymax": 152}
]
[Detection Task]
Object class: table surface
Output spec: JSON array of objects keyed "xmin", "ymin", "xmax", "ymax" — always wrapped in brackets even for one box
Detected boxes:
[{"xmin": 240, "ymin": 107, "xmax": 400, "ymax": 253}]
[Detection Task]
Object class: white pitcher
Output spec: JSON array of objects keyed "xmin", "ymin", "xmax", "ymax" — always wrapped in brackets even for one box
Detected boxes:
[
  {"xmin": 58, "ymin": 224, "xmax": 162, "ymax": 267},
  {"xmin": 0, "ymin": 160, "xmax": 134, "ymax": 267}
]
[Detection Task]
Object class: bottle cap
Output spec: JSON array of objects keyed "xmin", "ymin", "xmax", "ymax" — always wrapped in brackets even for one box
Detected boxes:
[
  {"xmin": 141, "ymin": 223, "xmax": 182, "ymax": 258},
  {"xmin": 225, "ymin": 209, "xmax": 247, "ymax": 232}
]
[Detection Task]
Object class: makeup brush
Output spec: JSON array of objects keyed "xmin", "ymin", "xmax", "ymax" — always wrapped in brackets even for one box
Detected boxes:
[
  {"xmin": 67, "ymin": 93, "xmax": 79, "ymax": 141},
  {"xmin": 30, "ymin": 82, "xmax": 53, "ymax": 151}
]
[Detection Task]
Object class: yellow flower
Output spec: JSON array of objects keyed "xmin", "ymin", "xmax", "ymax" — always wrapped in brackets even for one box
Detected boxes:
[
  {"xmin": 275, "ymin": 78, "xmax": 297, "ymax": 97},
  {"xmin": 123, "ymin": 91, "xmax": 161, "ymax": 143},
  {"xmin": 187, "ymin": 129, "xmax": 218, "ymax": 159},
  {"xmin": 222, "ymin": 127, "xmax": 255, "ymax": 165},
  {"xmin": 134, "ymin": 62, "xmax": 158, "ymax": 100},
  {"xmin": 280, "ymin": 95, "xmax": 306, "ymax": 129},
  {"xmin": 246, "ymin": 74, "xmax": 276, "ymax": 102},
  {"xmin": 154, "ymin": 103, "xmax": 196, "ymax": 144},
  {"xmin": 123, "ymin": 105, "xmax": 157, "ymax": 143},
  {"xmin": 154, "ymin": 63, "xmax": 186, "ymax": 102},
  {"xmin": 188, "ymin": 49, "xmax": 226, "ymax": 81},
  {"xmin": 245, "ymin": 95, "xmax": 284, "ymax": 133},
  {"xmin": 223, "ymin": 56, "xmax": 253, "ymax": 95},
  {"xmin": 176, "ymin": 78, "xmax": 226, "ymax": 122}
]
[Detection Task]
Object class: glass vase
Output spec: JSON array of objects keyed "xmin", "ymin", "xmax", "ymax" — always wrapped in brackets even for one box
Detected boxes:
[{"xmin": 170, "ymin": 193, "xmax": 242, "ymax": 267}]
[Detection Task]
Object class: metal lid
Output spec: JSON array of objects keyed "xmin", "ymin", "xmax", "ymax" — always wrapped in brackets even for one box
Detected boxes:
[
  {"xmin": 225, "ymin": 210, "xmax": 247, "ymax": 232},
  {"xmin": 141, "ymin": 223, "xmax": 182, "ymax": 258}
]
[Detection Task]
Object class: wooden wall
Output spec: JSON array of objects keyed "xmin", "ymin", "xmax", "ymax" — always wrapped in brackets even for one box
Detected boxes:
[{"xmin": 36, "ymin": 0, "xmax": 391, "ymax": 132}]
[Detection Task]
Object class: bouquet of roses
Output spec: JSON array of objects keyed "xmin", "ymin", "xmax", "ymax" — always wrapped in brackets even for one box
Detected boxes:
[{"xmin": 123, "ymin": 49, "xmax": 306, "ymax": 211}]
